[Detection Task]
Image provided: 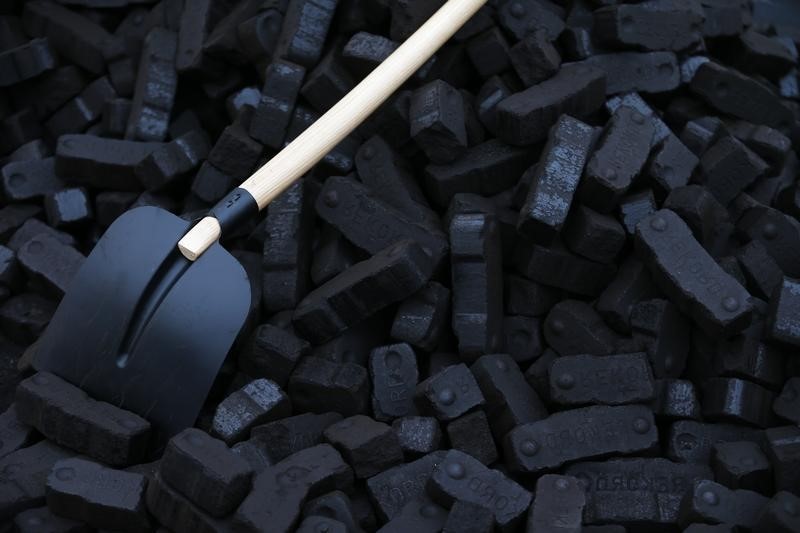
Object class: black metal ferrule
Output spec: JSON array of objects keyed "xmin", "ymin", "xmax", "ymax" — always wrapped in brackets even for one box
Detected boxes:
[{"xmin": 209, "ymin": 188, "xmax": 259, "ymax": 236}]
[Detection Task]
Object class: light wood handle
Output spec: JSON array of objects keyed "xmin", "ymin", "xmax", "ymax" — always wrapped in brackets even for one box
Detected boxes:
[{"xmin": 178, "ymin": 0, "xmax": 488, "ymax": 261}]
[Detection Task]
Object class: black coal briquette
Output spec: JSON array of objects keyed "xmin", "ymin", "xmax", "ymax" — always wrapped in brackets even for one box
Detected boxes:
[
  {"xmin": 159, "ymin": 428, "xmax": 253, "ymax": 517},
  {"xmin": 0, "ymin": 440, "xmax": 74, "ymax": 522},
  {"xmin": 527, "ymin": 474, "xmax": 585, "ymax": 532},
  {"xmin": 13, "ymin": 506, "xmax": 87, "ymax": 533},
  {"xmin": 323, "ymin": 414, "xmax": 404, "ymax": 479},
  {"xmin": 275, "ymin": 0, "xmax": 338, "ymax": 68},
  {"xmin": 517, "ymin": 114, "xmax": 596, "ymax": 243},
  {"xmin": 292, "ymin": 240, "xmax": 434, "ymax": 344},
  {"xmin": 302, "ymin": 490, "xmax": 361, "ymax": 533},
  {"xmin": 22, "ymin": 1, "xmax": 122, "ymax": 75},
  {"xmin": 424, "ymin": 138, "xmax": 533, "ymax": 208},
  {"xmin": 234, "ymin": 444, "xmax": 352, "ymax": 533},
  {"xmin": 505, "ymin": 405, "xmax": 658, "ymax": 474},
  {"xmin": 135, "ymin": 131, "xmax": 210, "ymax": 191},
  {"xmin": 239, "ymin": 323, "xmax": 310, "ymax": 388},
  {"xmin": 392, "ymin": 416, "xmax": 442, "ymax": 458},
  {"xmin": 368, "ymin": 343, "xmax": 418, "ymax": 422},
  {"xmin": 262, "ymin": 179, "xmax": 315, "ymax": 313},
  {"xmin": 16, "ymin": 232, "xmax": 84, "ymax": 298},
  {"xmin": 315, "ymin": 176, "xmax": 448, "ymax": 269},
  {"xmin": 428, "ymin": 449, "xmax": 531, "ymax": 531},
  {"xmin": 145, "ymin": 471, "xmax": 234, "ymax": 533},
  {"xmin": 580, "ymin": 105, "xmax": 655, "ymax": 213},
  {"xmin": 250, "ymin": 59, "xmax": 306, "ymax": 149},
  {"xmin": 210, "ymin": 378, "xmax": 291, "ymax": 445},
  {"xmin": 445, "ymin": 410, "xmax": 497, "ymax": 466},
  {"xmin": 250, "ymin": 412, "xmax": 342, "ymax": 463},
  {"xmin": 764, "ymin": 425, "xmax": 800, "ymax": 492},
  {"xmin": 567, "ymin": 458, "xmax": 711, "ymax": 526},
  {"xmin": 46, "ymin": 457, "xmax": 150, "ymax": 533},
  {"xmin": 442, "ymin": 500, "xmax": 494, "ymax": 533},
  {"xmin": 376, "ymin": 497, "xmax": 447, "ymax": 533},
  {"xmin": 495, "ymin": 63, "xmax": 605, "ymax": 146},
  {"xmin": 635, "ymin": 209, "xmax": 754, "ymax": 336},
  {"xmin": 126, "ymin": 28, "xmax": 177, "ymax": 142},
  {"xmin": 0, "ymin": 38, "xmax": 56, "ymax": 88},
  {"xmin": 679, "ymin": 479, "xmax": 768, "ymax": 529},
  {"xmin": 414, "ymin": 363, "xmax": 484, "ymax": 423},
  {"xmin": 288, "ymin": 356, "xmax": 369, "ymax": 417},
  {"xmin": 390, "ymin": 282, "xmax": 450, "ymax": 352},
  {"xmin": 471, "ymin": 353, "xmax": 547, "ymax": 440},
  {"xmin": 508, "ymin": 29, "xmax": 560, "ymax": 87},
  {"xmin": 355, "ymin": 135, "xmax": 439, "ymax": 228},
  {"xmin": 45, "ymin": 76, "xmax": 116, "ymax": 138},
  {"xmin": 2, "ymin": 157, "xmax": 64, "ymax": 203},
  {"xmin": 15, "ymin": 372, "xmax": 150, "ymax": 466},
  {"xmin": 666, "ymin": 420, "xmax": 763, "ymax": 464},
  {"xmin": 594, "ymin": 0, "xmax": 704, "ymax": 52},
  {"xmin": 449, "ymin": 212, "xmax": 503, "ymax": 360},
  {"xmin": 365, "ymin": 451, "xmax": 446, "ymax": 522},
  {"xmin": 549, "ymin": 353, "xmax": 655, "ymax": 406},
  {"xmin": 543, "ymin": 299, "xmax": 619, "ymax": 356},
  {"xmin": 711, "ymin": 440, "xmax": 772, "ymax": 494}
]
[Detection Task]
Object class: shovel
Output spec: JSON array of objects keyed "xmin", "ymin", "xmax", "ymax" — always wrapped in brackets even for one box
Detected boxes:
[{"xmin": 33, "ymin": 0, "xmax": 488, "ymax": 438}]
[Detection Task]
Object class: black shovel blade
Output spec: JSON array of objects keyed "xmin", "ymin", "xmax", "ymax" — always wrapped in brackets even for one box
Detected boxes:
[{"xmin": 34, "ymin": 207, "xmax": 251, "ymax": 438}]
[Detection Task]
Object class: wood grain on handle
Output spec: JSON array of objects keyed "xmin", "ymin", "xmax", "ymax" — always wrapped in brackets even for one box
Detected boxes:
[{"xmin": 178, "ymin": 0, "xmax": 488, "ymax": 261}]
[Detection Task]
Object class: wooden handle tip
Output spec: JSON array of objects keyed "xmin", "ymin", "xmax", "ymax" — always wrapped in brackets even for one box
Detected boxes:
[{"xmin": 178, "ymin": 217, "xmax": 221, "ymax": 261}]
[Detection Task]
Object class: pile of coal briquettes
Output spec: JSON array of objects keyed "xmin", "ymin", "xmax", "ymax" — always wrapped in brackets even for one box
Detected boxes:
[{"xmin": 1, "ymin": 0, "xmax": 800, "ymax": 531}]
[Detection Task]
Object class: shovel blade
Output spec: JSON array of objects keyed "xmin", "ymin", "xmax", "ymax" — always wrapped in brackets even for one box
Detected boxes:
[{"xmin": 35, "ymin": 207, "xmax": 251, "ymax": 437}]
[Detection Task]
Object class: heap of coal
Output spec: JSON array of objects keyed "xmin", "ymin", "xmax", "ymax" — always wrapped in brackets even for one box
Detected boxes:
[{"xmin": 1, "ymin": 0, "xmax": 800, "ymax": 531}]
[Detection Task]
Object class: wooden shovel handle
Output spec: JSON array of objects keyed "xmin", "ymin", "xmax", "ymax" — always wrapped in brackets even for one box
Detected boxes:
[{"xmin": 178, "ymin": 0, "xmax": 488, "ymax": 261}]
